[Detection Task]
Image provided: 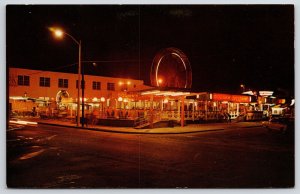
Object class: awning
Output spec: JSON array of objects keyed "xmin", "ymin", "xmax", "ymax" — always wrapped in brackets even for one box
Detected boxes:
[
  {"xmin": 9, "ymin": 96, "xmax": 49, "ymax": 103},
  {"xmin": 141, "ymin": 90, "xmax": 190, "ymax": 97}
]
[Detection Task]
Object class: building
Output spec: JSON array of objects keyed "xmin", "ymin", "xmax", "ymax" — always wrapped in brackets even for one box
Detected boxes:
[
  {"xmin": 9, "ymin": 67, "xmax": 151, "ymax": 118},
  {"xmin": 9, "ymin": 67, "xmax": 276, "ymax": 127}
]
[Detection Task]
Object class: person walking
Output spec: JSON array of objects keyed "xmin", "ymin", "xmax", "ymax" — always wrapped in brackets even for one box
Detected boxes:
[{"xmin": 227, "ymin": 112, "xmax": 231, "ymax": 123}]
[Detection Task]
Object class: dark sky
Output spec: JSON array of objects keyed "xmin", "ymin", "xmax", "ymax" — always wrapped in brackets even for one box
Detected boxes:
[{"xmin": 6, "ymin": 5, "xmax": 294, "ymax": 94}]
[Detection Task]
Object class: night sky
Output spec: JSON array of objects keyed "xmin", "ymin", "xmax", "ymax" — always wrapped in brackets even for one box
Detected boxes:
[{"xmin": 6, "ymin": 5, "xmax": 294, "ymax": 95}]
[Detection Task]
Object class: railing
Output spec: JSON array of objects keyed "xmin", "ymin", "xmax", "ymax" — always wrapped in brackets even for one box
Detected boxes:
[
  {"xmin": 160, "ymin": 111, "xmax": 179, "ymax": 120},
  {"xmin": 133, "ymin": 116, "xmax": 149, "ymax": 127},
  {"xmin": 133, "ymin": 111, "xmax": 162, "ymax": 128},
  {"xmin": 20, "ymin": 107, "xmax": 244, "ymax": 124},
  {"xmin": 157, "ymin": 110, "xmax": 238, "ymax": 121}
]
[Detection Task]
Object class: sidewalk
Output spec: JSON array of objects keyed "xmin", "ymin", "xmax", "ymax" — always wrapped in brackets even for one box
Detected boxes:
[{"xmin": 17, "ymin": 117, "xmax": 263, "ymax": 134}]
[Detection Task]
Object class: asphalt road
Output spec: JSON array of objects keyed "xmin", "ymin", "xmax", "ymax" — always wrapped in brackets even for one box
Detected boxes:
[{"xmin": 7, "ymin": 123, "xmax": 294, "ymax": 188}]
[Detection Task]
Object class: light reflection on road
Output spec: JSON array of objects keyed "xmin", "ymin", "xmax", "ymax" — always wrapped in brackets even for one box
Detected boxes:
[
  {"xmin": 9, "ymin": 119, "xmax": 38, "ymax": 125},
  {"xmin": 19, "ymin": 148, "xmax": 45, "ymax": 160}
]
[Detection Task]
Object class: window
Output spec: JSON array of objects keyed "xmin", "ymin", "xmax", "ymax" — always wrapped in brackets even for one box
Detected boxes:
[
  {"xmin": 107, "ymin": 82, "xmax": 115, "ymax": 91},
  {"xmin": 92, "ymin": 81, "xmax": 101, "ymax": 90},
  {"xmin": 58, "ymin": 79, "xmax": 68, "ymax": 88},
  {"xmin": 17, "ymin": 75, "xmax": 30, "ymax": 86},
  {"xmin": 40, "ymin": 77, "xmax": 50, "ymax": 87},
  {"xmin": 76, "ymin": 80, "xmax": 85, "ymax": 89}
]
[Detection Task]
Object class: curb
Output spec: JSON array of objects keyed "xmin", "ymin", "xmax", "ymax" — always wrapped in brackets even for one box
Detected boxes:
[
  {"xmin": 37, "ymin": 122, "xmax": 224, "ymax": 135},
  {"xmin": 241, "ymin": 125, "xmax": 262, "ymax": 128}
]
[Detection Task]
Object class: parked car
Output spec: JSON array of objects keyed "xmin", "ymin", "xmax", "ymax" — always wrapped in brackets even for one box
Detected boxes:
[{"xmin": 262, "ymin": 117, "xmax": 294, "ymax": 133}]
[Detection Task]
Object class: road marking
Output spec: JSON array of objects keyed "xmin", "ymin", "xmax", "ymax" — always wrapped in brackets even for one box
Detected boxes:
[
  {"xmin": 7, "ymin": 128, "xmax": 21, "ymax": 132},
  {"xmin": 7, "ymin": 124, "xmax": 24, "ymax": 131},
  {"xmin": 47, "ymin": 135, "xmax": 57, "ymax": 140},
  {"xmin": 19, "ymin": 149, "xmax": 45, "ymax": 160},
  {"xmin": 43, "ymin": 175, "xmax": 81, "ymax": 188}
]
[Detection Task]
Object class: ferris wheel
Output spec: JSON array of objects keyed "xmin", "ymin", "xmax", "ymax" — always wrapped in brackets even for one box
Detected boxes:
[{"xmin": 150, "ymin": 47, "xmax": 192, "ymax": 89}]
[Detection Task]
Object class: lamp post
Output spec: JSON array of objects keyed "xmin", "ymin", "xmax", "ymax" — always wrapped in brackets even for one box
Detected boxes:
[
  {"xmin": 100, "ymin": 97, "xmax": 105, "ymax": 118},
  {"xmin": 123, "ymin": 98, "xmax": 128, "ymax": 109},
  {"xmin": 49, "ymin": 27, "xmax": 83, "ymax": 127},
  {"xmin": 118, "ymin": 97, "xmax": 123, "ymax": 109}
]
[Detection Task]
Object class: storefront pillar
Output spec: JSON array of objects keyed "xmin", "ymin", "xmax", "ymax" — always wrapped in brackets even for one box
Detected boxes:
[
  {"xmin": 216, "ymin": 102, "xmax": 218, "ymax": 119},
  {"xmin": 177, "ymin": 100, "xmax": 180, "ymax": 120},
  {"xmin": 227, "ymin": 102, "xmax": 230, "ymax": 114},
  {"xmin": 181, "ymin": 96, "xmax": 185, "ymax": 127},
  {"xmin": 237, "ymin": 103, "xmax": 239, "ymax": 116},
  {"xmin": 205, "ymin": 100, "xmax": 208, "ymax": 120},
  {"xmin": 192, "ymin": 100, "xmax": 195, "ymax": 121},
  {"xmin": 150, "ymin": 95, "xmax": 154, "ymax": 128}
]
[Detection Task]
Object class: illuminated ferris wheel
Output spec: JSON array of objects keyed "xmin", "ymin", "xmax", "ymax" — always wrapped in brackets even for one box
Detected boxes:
[{"xmin": 150, "ymin": 47, "xmax": 192, "ymax": 89}]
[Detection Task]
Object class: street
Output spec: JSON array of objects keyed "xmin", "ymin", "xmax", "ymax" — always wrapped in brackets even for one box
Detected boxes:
[{"xmin": 7, "ymin": 123, "xmax": 294, "ymax": 188}]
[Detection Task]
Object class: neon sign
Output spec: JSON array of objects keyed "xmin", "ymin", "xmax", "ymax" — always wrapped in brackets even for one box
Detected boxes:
[{"xmin": 212, "ymin": 93, "xmax": 251, "ymax": 103}]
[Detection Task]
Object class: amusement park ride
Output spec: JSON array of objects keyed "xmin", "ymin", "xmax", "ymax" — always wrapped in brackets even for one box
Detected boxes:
[{"xmin": 150, "ymin": 47, "xmax": 192, "ymax": 89}]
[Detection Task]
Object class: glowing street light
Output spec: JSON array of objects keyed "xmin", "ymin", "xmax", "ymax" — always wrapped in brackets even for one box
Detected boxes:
[
  {"xmin": 53, "ymin": 29, "xmax": 63, "ymax": 38},
  {"xmin": 49, "ymin": 27, "xmax": 83, "ymax": 127}
]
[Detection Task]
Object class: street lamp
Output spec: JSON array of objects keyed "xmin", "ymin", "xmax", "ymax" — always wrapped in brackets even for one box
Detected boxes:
[
  {"xmin": 49, "ymin": 27, "xmax": 84, "ymax": 127},
  {"xmin": 123, "ymin": 98, "xmax": 128, "ymax": 109}
]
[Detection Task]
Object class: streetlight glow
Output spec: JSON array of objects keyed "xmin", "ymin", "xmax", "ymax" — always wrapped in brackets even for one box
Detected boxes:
[
  {"xmin": 49, "ymin": 27, "xmax": 64, "ymax": 38},
  {"xmin": 54, "ymin": 29, "xmax": 63, "ymax": 38}
]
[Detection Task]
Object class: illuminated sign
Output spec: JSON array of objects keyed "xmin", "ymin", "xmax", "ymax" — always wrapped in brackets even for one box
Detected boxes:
[
  {"xmin": 212, "ymin": 93, "xmax": 231, "ymax": 101},
  {"xmin": 242, "ymin": 91, "xmax": 254, "ymax": 95},
  {"xmin": 259, "ymin": 91, "xmax": 273, "ymax": 96},
  {"xmin": 278, "ymin": 99, "xmax": 286, "ymax": 104},
  {"xmin": 290, "ymin": 99, "xmax": 295, "ymax": 106},
  {"xmin": 212, "ymin": 93, "xmax": 251, "ymax": 103}
]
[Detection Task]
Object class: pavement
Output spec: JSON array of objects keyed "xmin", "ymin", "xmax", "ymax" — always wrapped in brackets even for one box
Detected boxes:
[{"xmin": 10, "ymin": 116, "xmax": 263, "ymax": 134}]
